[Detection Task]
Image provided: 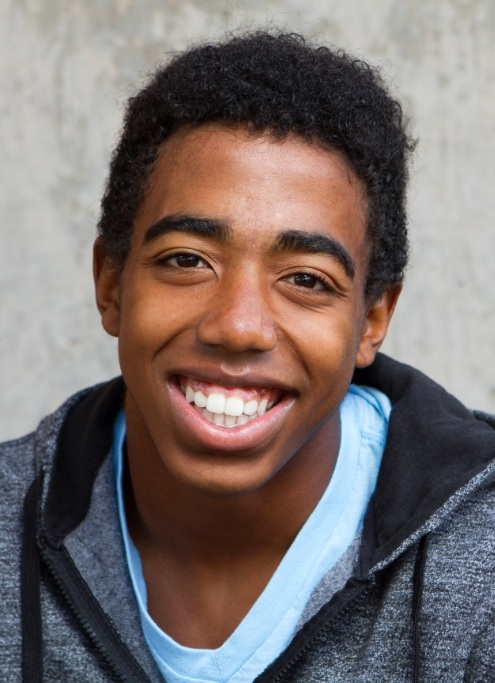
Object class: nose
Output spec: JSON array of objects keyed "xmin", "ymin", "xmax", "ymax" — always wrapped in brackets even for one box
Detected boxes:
[{"xmin": 197, "ymin": 273, "xmax": 278, "ymax": 353}]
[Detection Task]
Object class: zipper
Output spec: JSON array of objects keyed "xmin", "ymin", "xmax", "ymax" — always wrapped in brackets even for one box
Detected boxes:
[
  {"xmin": 39, "ymin": 536, "xmax": 154, "ymax": 683},
  {"xmin": 255, "ymin": 579, "xmax": 370, "ymax": 682}
]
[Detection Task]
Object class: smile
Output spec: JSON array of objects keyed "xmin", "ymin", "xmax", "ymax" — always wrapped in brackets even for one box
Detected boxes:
[{"xmin": 178, "ymin": 376, "xmax": 281, "ymax": 428}]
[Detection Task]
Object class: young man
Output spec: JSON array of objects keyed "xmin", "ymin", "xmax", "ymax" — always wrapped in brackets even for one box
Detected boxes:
[{"xmin": 2, "ymin": 32, "xmax": 495, "ymax": 683}]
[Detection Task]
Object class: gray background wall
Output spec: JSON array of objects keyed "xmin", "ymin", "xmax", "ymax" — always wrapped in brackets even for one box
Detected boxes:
[{"xmin": 1, "ymin": 0, "xmax": 494, "ymax": 441}]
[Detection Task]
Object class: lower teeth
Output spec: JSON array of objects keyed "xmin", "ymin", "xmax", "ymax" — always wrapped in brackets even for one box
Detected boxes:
[{"xmin": 194, "ymin": 404, "xmax": 259, "ymax": 428}]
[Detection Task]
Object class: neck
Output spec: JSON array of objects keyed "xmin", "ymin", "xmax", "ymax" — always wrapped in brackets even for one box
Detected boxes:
[
  {"xmin": 124, "ymin": 411, "xmax": 340, "ymax": 568},
  {"xmin": 123, "ymin": 398, "xmax": 341, "ymax": 647}
]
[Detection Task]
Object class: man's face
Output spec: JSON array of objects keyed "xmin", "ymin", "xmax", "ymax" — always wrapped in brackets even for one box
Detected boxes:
[{"xmin": 95, "ymin": 124, "xmax": 397, "ymax": 497}]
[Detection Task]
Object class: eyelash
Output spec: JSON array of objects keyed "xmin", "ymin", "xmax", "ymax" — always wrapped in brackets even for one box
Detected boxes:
[
  {"xmin": 155, "ymin": 251, "xmax": 209, "ymax": 269},
  {"xmin": 154, "ymin": 252, "xmax": 336, "ymax": 295},
  {"xmin": 284, "ymin": 270, "xmax": 335, "ymax": 294}
]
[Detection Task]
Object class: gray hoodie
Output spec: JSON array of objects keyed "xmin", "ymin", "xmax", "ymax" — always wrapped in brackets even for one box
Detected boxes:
[{"xmin": 2, "ymin": 354, "xmax": 495, "ymax": 682}]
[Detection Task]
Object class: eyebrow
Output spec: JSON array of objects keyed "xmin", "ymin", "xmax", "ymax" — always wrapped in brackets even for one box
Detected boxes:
[
  {"xmin": 143, "ymin": 215, "xmax": 229, "ymax": 244},
  {"xmin": 271, "ymin": 230, "xmax": 355, "ymax": 279},
  {"xmin": 143, "ymin": 216, "xmax": 355, "ymax": 279}
]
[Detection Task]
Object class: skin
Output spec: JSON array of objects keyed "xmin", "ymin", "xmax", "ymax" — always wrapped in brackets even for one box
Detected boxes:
[{"xmin": 94, "ymin": 123, "xmax": 400, "ymax": 648}]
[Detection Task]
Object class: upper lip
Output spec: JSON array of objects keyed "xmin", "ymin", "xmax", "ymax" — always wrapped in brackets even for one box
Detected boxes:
[{"xmin": 168, "ymin": 366, "xmax": 297, "ymax": 395}]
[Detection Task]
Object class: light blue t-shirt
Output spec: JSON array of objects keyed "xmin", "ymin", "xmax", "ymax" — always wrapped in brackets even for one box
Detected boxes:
[{"xmin": 113, "ymin": 384, "xmax": 391, "ymax": 683}]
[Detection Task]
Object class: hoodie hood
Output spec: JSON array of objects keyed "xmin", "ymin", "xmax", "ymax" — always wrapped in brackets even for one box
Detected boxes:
[{"xmin": 353, "ymin": 354, "xmax": 495, "ymax": 568}]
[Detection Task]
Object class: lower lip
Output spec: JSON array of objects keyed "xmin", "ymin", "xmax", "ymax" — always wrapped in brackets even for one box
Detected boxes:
[{"xmin": 167, "ymin": 381, "xmax": 296, "ymax": 453}]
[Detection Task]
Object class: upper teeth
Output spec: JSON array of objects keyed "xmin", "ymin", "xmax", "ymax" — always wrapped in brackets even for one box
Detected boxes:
[{"xmin": 184, "ymin": 385, "xmax": 272, "ymax": 421}]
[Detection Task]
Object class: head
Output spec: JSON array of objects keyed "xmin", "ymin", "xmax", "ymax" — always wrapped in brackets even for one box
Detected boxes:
[
  {"xmin": 94, "ymin": 31, "xmax": 413, "ymax": 499},
  {"xmin": 97, "ymin": 31, "xmax": 414, "ymax": 301}
]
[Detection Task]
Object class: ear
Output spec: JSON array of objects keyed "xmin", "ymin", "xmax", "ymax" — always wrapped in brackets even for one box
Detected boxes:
[
  {"xmin": 93, "ymin": 238, "xmax": 121, "ymax": 338},
  {"xmin": 355, "ymin": 284, "xmax": 402, "ymax": 368}
]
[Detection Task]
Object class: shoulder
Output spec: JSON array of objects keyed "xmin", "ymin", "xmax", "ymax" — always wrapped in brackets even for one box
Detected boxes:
[
  {"xmin": 0, "ymin": 380, "xmax": 119, "ymax": 522},
  {"xmin": 0, "ymin": 432, "xmax": 38, "ymax": 652},
  {"xmin": 0, "ymin": 431, "xmax": 38, "ymax": 514},
  {"xmin": 427, "ymin": 474, "xmax": 495, "ymax": 570}
]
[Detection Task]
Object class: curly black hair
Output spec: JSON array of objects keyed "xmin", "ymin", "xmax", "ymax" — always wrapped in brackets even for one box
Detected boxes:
[{"xmin": 98, "ymin": 31, "xmax": 415, "ymax": 299}]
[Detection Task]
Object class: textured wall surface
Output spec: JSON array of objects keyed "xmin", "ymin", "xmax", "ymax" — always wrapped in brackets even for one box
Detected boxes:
[{"xmin": 1, "ymin": 0, "xmax": 494, "ymax": 440}]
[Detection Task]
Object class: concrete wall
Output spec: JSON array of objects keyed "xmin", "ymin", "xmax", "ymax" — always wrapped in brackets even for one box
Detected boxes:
[{"xmin": 1, "ymin": 0, "xmax": 494, "ymax": 440}]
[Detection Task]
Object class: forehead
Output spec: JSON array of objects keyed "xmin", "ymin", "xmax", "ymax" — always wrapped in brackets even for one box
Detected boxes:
[{"xmin": 134, "ymin": 123, "xmax": 369, "ymax": 268}]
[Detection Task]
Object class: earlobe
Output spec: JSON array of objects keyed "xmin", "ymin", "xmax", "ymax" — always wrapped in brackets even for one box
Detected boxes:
[
  {"xmin": 355, "ymin": 284, "xmax": 402, "ymax": 368},
  {"xmin": 93, "ymin": 238, "xmax": 121, "ymax": 338}
]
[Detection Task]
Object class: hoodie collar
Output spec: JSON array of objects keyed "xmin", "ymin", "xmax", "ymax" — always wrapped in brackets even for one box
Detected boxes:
[{"xmin": 353, "ymin": 354, "xmax": 495, "ymax": 568}]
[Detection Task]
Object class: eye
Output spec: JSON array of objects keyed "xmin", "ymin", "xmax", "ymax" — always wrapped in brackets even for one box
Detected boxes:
[
  {"xmin": 163, "ymin": 252, "xmax": 209, "ymax": 268},
  {"xmin": 286, "ymin": 272, "xmax": 330, "ymax": 291}
]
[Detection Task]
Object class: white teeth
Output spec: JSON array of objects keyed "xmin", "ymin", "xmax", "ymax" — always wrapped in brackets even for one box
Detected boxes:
[
  {"xmin": 212, "ymin": 412, "xmax": 225, "ymax": 426},
  {"xmin": 183, "ymin": 383, "xmax": 277, "ymax": 427},
  {"xmin": 206, "ymin": 393, "xmax": 226, "ymax": 414},
  {"xmin": 198, "ymin": 406, "xmax": 260, "ymax": 428},
  {"xmin": 224, "ymin": 415, "xmax": 237, "ymax": 428},
  {"xmin": 243, "ymin": 399, "xmax": 259, "ymax": 416},
  {"xmin": 194, "ymin": 391, "xmax": 207, "ymax": 408},
  {"xmin": 257, "ymin": 399, "xmax": 268, "ymax": 415},
  {"xmin": 225, "ymin": 396, "xmax": 244, "ymax": 417}
]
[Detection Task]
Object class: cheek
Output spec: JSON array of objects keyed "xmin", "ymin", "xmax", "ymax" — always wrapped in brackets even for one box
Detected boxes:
[
  {"xmin": 119, "ymin": 281, "xmax": 195, "ymax": 350},
  {"xmin": 293, "ymin": 311, "xmax": 364, "ymax": 403},
  {"xmin": 117, "ymin": 294, "xmax": 165, "ymax": 383},
  {"xmin": 299, "ymin": 312, "xmax": 363, "ymax": 364}
]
